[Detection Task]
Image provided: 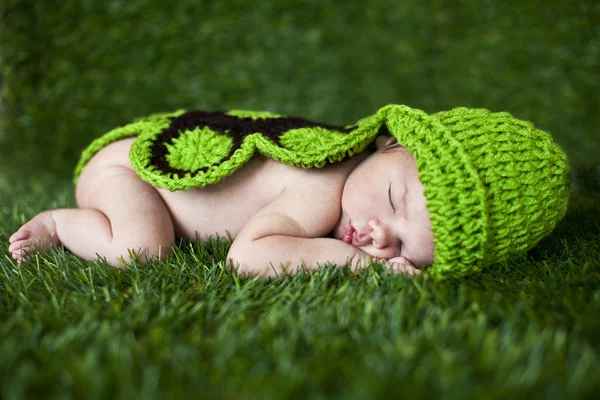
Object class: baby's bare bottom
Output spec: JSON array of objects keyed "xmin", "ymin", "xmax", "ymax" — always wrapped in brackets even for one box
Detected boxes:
[{"xmin": 10, "ymin": 164, "xmax": 175, "ymax": 267}]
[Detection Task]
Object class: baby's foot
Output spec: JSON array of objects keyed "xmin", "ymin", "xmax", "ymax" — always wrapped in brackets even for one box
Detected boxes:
[{"xmin": 8, "ymin": 211, "xmax": 62, "ymax": 263}]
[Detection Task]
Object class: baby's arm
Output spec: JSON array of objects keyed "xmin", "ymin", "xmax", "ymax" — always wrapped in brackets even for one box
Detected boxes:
[
  {"xmin": 227, "ymin": 178, "xmax": 419, "ymax": 278},
  {"xmin": 228, "ymin": 216, "xmax": 370, "ymax": 277}
]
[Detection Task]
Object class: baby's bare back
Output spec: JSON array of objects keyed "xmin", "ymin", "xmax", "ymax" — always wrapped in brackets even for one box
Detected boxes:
[{"xmin": 76, "ymin": 138, "xmax": 340, "ymax": 242}]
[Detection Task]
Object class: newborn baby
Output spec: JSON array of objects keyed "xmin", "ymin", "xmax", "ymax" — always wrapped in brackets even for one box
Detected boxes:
[
  {"xmin": 8, "ymin": 135, "xmax": 432, "ymax": 277},
  {"xmin": 8, "ymin": 104, "xmax": 570, "ymax": 279}
]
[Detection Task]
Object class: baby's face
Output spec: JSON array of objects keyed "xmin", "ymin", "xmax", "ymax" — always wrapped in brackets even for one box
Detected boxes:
[{"xmin": 333, "ymin": 137, "xmax": 435, "ymax": 268}]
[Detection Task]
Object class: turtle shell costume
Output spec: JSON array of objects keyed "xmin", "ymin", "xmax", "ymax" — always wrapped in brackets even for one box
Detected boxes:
[{"xmin": 74, "ymin": 104, "xmax": 571, "ymax": 279}]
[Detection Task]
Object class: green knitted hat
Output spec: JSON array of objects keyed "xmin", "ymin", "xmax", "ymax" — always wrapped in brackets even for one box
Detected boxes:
[
  {"xmin": 73, "ymin": 104, "xmax": 571, "ymax": 279},
  {"xmin": 356, "ymin": 104, "xmax": 571, "ymax": 279}
]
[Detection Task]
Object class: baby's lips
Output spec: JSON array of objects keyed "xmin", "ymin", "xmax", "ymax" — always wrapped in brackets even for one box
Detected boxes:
[{"xmin": 342, "ymin": 221, "xmax": 355, "ymax": 244}]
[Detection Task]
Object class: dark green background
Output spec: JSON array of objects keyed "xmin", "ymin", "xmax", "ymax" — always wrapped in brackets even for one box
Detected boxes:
[{"xmin": 2, "ymin": 0, "xmax": 599, "ymax": 182}]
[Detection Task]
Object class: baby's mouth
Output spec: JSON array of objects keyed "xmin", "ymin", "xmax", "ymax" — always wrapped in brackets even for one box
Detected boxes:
[{"xmin": 342, "ymin": 220, "xmax": 355, "ymax": 244}]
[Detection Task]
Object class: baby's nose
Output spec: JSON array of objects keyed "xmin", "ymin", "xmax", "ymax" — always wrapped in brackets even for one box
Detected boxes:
[{"xmin": 368, "ymin": 219, "xmax": 390, "ymax": 249}]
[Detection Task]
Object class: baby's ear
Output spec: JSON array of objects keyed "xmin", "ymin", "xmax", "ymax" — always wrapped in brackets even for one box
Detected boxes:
[{"xmin": 375, "ymin": 136, "xmax": 398, "ymax": 151}]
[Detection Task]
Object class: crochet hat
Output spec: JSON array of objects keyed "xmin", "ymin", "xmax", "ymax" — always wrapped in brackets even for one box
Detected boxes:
[
  {"xmin": 73, "ymin": 104, "xmax": 571, "ymax": 279},
  {"xmin": 355, "ymin": 104, "xmax": 571, "ymax": 279}
]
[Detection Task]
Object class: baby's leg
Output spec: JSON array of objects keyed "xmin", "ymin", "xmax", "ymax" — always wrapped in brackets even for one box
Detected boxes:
[{"xmin": 9, "ymin": 165, "xmax": 175, "ymax": 268}]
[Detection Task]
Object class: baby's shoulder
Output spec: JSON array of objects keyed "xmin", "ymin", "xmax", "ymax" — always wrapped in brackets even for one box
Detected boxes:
[
  {"xmin": 231, "ymin": 158, "xmax": 353, "ymax": 240},
  {"xmin": 256, "ymin": 154, "xmax": 366, "ymax": 213},
  {"xmin": 266, "ymin": 155, "xmax": 357, "ymax": 189}
]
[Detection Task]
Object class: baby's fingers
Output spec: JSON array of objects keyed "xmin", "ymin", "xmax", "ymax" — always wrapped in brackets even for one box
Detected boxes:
[
  {"xmin": 380, "ymin": 257, "xmax": 426, "ymax": 277},
  {"xmin": 388, "ymin": 256, "xmax": 415, "ymax": 268},
  {"xmin": 387, "ymin": 262, "xmax": 421, "ymax": 276}
]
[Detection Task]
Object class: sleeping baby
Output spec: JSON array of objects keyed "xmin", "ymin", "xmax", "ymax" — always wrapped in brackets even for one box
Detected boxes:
[{"xmin": 8, "ymin": 105, "xmax": 571, "ymax": 279}]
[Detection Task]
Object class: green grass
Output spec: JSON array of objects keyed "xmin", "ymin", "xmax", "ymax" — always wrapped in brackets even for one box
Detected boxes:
[
  {"xmin": 1, "ymin": 175, "xmax": 600, "ymax": 399},
  {"xmin": 2, "ymin": 0, "xmax": 600, "ymax": 397}
]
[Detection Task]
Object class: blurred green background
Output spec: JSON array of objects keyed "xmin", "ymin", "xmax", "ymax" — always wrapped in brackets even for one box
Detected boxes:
[{"xmin": 1, "ymin": 0, "xmax": 599, "ymax": 183}]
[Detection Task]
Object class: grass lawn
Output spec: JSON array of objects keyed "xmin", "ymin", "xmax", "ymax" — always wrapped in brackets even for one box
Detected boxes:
[
  {"xmin": 2, "ymin": 0, "xmax": 599, "ymax": 397},
  {"xmin": 1, "ymin": 172, "xmax": 599, "ymax": 399}
]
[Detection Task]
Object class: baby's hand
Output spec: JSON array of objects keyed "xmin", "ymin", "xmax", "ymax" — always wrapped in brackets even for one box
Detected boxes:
[{"xmin": 380, "ymin": 256, "xmax": 423, "ymax": 277}]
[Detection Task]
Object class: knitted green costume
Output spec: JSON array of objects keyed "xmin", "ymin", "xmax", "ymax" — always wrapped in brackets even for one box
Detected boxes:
[{"xmin": 73, "ymin": 105, "xmax": 571, "ymax": 279}]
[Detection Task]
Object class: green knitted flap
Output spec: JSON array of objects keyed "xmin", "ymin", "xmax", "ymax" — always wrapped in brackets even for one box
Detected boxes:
[
  {"xmin": 124, "ymin": 110, "xmax": 379, "ymax": 190},
  {"xmin": 73, "ymin": 109, "xmax": 367, "ymax": 187}
]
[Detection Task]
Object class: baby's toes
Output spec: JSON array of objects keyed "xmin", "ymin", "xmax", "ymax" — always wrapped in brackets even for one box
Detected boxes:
[
  {"xmin": 9, "ymin": 239, "xmax": 25, "ymax": 253},
  {"xmin": 9, "ymin": 229, "xmax": 29, "ymax": 243},
  {"xmin": 12, "ymin": 248, "xmax": 32, "ymax": 264},
  {"xmin": 11, "ymin": 250, "xmax": 23, "ymax": 261},
  {"xmin": 9, "ymin": 239, "xmax": 34, "ymax": 258},
  {"xmin": 12, "ymin": 250, "xmax": 29, "ymax": 264}
]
